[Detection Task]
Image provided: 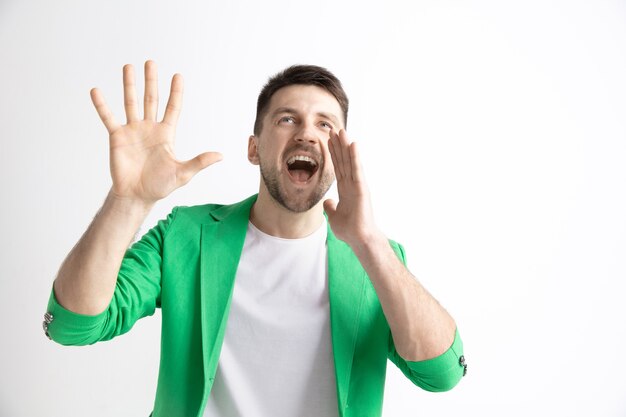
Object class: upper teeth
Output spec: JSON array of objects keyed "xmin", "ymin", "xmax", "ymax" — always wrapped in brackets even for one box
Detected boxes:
[{"xmin": 287, "ymin": 155, "xmax": 317, "ymax": 166}]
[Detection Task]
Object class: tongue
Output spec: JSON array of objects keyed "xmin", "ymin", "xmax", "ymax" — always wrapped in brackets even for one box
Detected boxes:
[{"xmin": 290, "ymin": 169, "xmax": 312, "ymax": 182}]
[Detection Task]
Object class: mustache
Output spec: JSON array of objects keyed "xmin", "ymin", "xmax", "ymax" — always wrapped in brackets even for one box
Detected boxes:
[{"xmin": 284, "ymin": 144, "xmax": 324, "ymax": 164}]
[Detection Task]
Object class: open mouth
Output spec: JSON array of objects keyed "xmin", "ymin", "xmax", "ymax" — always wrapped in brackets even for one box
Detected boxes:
[{"xmin": 286, "ymin": 155, "xmax": 319, "ymax": 183}]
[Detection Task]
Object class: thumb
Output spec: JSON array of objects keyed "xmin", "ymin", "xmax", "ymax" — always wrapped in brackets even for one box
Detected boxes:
[
  {"xmin": 177, "ymin": 151, "xmax": 223, "ymax": 186},
  {"xmin": 323, "ymin": 198, "xmax": 338, "ymax": 220}
]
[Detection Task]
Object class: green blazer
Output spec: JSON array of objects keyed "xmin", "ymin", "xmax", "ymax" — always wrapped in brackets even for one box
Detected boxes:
[{"xmin": 46, "ymin": 194, "xmax": 464, "ymax": 417}]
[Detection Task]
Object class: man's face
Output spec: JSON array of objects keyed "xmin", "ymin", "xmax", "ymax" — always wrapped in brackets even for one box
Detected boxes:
[{"xmin": 249, "ymin": 84, "xmax": 344, "ymax": 213}]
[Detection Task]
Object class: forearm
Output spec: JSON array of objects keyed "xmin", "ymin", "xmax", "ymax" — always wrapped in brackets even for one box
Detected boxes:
[
  {"xmin": 350, "ymin": 233, "xmax": 457, "ymax": 362},
  {"xmin": 53, "ymin": 190, "xmax": 153, "ymax": 315}
]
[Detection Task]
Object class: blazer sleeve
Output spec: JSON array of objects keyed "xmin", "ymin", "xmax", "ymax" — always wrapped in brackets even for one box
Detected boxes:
[
  {"xmin": 44, "ymin": 207, "xmax": 178, "ymax": 346},
  {"xmin": 386, "ymin": 241, "xmax": 466, "ymax": 392}
]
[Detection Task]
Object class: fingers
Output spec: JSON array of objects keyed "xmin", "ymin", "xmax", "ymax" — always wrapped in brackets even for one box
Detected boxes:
[
  {"xmin": 100, "ymin": 61, "xmax": 179, "ymax": 127},
  {"xmin": 177, "ymin": 151, "xmax": 223, "ymax": 186},
  {"xmin": 328, "ymin": 130, "xmax": 343, "ymax": 180},
  {"xmin": 123, "ymin": 64, "xmax": 140, "ymax": 123},
  {"xmin": 90, "ymin": 88, "xmax": 120, "ymax": 134},
  {"xmin": 348, "ymin": 140, "xmax": 363, "ymax": 182},
  {"xmin": 143, "ymin": 60, "xmax": 158, "ymax": 121},
  {"xmin": 162, "ymin": 73, "xmax": 184, "ymax": 127},
  {"xmin": 329, "ymin": 129, "xmax": 356, "ymax": 182},
  {"xmin": 323, "ymin": 198, "xmax": 338, "ymax": 217}
]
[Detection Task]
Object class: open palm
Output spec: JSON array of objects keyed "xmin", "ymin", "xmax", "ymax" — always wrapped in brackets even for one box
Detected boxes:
[{"xmin": 91, "ymin": 61, "xmax": 222, "ymax": 204}]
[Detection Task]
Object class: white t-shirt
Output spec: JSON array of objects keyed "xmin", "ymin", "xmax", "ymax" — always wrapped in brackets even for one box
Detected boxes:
[{"xmin": 203, "ymin": 219, "xmax": 339, "ymax": 417}]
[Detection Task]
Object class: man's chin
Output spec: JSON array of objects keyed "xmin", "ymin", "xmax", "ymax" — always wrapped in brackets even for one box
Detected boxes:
[
  {"xmin": 260, "ymin": 166, "xmax": 333, "ymax": 214},
  {"xmin": 276, "ymin": 192, "xmax": 322, "ymax": 213},
  {"xmin": 271, "ymin": 183, "xmax": 328, "ymax": 213}
]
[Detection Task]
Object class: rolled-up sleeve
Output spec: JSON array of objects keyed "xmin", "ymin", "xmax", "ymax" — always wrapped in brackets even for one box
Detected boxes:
[
  {"xmin": 45, "ymin": 290, "xmax": 110, "ymax": 346},
  {"xmin": 384, "ymin": 240, "xmax": 467, "ymax": 392},
  {"xmin": 388, "ymin": 328, "xmax": 466, "ymax": 392},
  {"xmin": 43, "ymin": 208, "xmax": 178, "ymax": 346}
]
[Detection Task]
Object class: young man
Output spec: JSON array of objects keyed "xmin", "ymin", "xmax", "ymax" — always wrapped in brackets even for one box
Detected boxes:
[{"xmin": 44, "ymin": 61, "xmax": 466, "ymax": 416}]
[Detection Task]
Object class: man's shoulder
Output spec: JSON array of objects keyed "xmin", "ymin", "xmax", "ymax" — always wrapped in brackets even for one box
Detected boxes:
[
  {"xmin": 173, "ymin": 202, "xmax": 225, "ymax": 220},
  {"xmin": 171, "ymin": 194, "xmax": 258, "ymax": 224}
]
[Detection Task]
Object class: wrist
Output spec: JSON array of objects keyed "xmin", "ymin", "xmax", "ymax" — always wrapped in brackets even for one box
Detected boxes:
[
  {"xmin": 348, "ymin": 228, "xmax": 388, "ymax": 257},
  {"xmin": 104, "ymin": 190, "xmax": 154, "ymax": 219}
]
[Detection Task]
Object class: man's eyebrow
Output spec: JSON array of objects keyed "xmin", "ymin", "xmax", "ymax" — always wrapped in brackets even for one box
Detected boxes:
[
  {"xmin": 271, "ymin": 107, "xmax": 342, "ymax": 126},
  {"xmin": 271, "ymin": 107, "xmax": 299, "ymax": 117}
]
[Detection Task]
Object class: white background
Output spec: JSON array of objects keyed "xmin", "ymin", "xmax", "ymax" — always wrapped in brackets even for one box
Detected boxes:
[{"xmin": 1, "ymin": 0, "xmax": 625, "ymax": 416}]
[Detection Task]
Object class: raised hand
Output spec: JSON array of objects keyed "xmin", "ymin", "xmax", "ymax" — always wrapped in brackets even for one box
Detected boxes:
[
  {"xmin": 324, "ymin": 131, "xmax": 459, "ymax": 365},
  {"xmin": 90, "ymin": 60, "xmax": 222, "ymax": 205},
  {"xmin": 324, "ymin": 129, "xmax": 383, "ymax": 248}
]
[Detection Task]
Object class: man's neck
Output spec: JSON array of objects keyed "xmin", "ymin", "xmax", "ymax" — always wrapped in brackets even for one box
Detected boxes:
[{"xmin": 250, "ymin": 191, "xmax": 325, "ymax": 239}]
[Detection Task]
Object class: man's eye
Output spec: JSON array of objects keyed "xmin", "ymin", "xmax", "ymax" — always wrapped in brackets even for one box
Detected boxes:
[
  {"xmin": 280, "ymin": 116, "xmax": 295, "ymax": 123},
  {"xmin": 320, "ymin": 121, "xmax": 333, "ymax": 129}
]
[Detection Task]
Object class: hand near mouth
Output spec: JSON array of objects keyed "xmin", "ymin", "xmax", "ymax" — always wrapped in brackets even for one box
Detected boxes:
[
  {"xmin": 325, "ymin": 130, "xmax": 458, "ymax": 365},
  {"xmin": 324, "ymin": 129, "xmax": 385, "ymax": 250}
]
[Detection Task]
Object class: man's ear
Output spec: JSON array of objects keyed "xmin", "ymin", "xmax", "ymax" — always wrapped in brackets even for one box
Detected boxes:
[{"xmin": 248, "ymin": 135, "xmax": 260, "ymax": 165}]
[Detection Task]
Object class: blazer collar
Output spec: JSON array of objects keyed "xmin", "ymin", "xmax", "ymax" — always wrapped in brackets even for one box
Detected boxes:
[{"xmin": 208, "ymin": 194, "xmax": 258, "ymax": 222}]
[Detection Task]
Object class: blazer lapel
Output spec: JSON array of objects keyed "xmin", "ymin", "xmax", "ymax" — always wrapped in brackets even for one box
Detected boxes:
[
  {"xmin": 199, "ymin": 196, "xmax": 257, "ymax": 387},
  {"xmin": 197, "ymin": 197, "xmax": 366, "ymax": 415},
  {"xmin": 327, "ymin": 226, "xmax": 367, "ymax": 415}
]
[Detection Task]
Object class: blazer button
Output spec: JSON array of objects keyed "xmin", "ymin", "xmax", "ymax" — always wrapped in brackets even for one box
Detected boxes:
[
  {"xmin": 42, "ymin": 312, "xmax": 54, "ymax": 340},
  {"xmin": 459, "ymin": 355, "xmax": 467, "ymax": 376}
]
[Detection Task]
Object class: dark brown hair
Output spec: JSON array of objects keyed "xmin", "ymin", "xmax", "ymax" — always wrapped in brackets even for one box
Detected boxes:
[{"xmin": 253, "ymin": 64, "xmax": 349, "ymax": 136}]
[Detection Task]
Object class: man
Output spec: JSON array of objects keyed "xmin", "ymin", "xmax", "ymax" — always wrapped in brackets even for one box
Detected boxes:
[{"xmin": 44, "ymin": 61, "xmax": 466, "ymax": 416}]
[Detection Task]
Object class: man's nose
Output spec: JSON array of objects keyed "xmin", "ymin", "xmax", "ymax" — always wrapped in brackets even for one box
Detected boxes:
[{"xmin": 294, "ymin": 122, "xmax": 319, "ymax": 144}]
